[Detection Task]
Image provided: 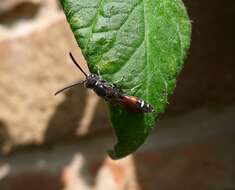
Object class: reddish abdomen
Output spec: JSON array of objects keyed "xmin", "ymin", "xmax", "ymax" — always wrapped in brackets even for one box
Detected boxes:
[{"xmin": 119, "ymin": 96, "xmax": 139, "ymax": 110}]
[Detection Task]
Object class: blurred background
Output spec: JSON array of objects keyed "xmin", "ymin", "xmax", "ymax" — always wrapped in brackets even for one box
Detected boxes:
[{"xmin": 0, "ymin": 0, "xmax": 235, "ymax": 189}]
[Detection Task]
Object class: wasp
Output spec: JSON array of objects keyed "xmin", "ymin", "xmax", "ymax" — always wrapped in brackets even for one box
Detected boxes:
[{"xmin": 55, "ymin": 53, "xmax": 155, "ymax": 113}]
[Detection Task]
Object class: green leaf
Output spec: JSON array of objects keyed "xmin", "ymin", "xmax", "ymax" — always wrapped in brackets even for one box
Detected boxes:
[{"xmin": 60, "ymin": 0, "xmax": 191, "ymax": 159}]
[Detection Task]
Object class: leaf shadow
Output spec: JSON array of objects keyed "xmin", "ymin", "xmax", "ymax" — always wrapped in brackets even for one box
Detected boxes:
[
  {"xmin": 44, "ymin": 85, "xmax": 87, "ymax": 144},
  {"xmin": 72, "ymin": 99, "xmax": 112, "ymax": 187},
  {"xmin": 88, "ymin": 99, "xmax": 110, "ymax": 132}
]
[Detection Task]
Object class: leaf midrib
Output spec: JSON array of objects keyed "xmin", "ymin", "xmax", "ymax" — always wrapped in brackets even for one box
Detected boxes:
[
  {"xmin": 143, "ymin": 1, "xmax": 168, "ymax": 109},
  {"xmin": 143, "ymin": 0, "xmax": 150, "ymax": 102}
]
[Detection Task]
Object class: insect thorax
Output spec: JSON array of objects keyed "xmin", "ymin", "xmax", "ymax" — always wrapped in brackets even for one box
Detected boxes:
[
  {"xmin": 84, "ymin": 74, "xmax": 121, "ymax": 100},
  {"xmin": 84, "ymin": 74, "xmax": 100, "ymax": 88},
  {"xmin": 84, "ymin": 74, "xmax": 107, "ymax": 97}
]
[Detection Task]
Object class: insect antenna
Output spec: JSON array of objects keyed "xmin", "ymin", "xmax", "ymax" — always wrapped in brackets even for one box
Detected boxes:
[
  {"xmin": 54, "ymin": 81, "xmax": 85, "ymax": 96},
  {"xmin": 69, "ymin": 52, "xmax": 88, "ymax": 77}
]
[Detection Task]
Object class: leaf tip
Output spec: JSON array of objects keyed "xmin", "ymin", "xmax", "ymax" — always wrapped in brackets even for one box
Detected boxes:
[{"xmin": 107, "ymin": 148, "xmax": 130, "ymax": 160}]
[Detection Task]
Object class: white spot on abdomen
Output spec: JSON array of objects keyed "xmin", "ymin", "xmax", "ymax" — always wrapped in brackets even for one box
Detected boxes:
[{"xmin": 140, "ymin": 100, "xmax": 145, "ymax": 108}]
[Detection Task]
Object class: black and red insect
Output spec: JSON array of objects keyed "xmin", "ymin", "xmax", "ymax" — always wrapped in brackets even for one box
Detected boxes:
[{"xmin": 55, "ymin": 53, "xmax": 155, "ymax": 113}]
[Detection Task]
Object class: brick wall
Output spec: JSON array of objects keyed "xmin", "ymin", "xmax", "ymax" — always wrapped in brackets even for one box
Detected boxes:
[{"xmin": 0, "ymin": 0, "xmax": 234, "ymax": 189}]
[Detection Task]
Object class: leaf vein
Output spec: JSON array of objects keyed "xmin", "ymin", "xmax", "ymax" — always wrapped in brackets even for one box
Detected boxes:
[
  {"xmin": 90, "ymin": 1, "xmax": 143, "ymax": 66},
  {"xmin": 83, "ymin": 0, "xmax": 104, "ymax": 54},
  {"xmin": 114, "ymin": 39, "xmax": 145, "ymax": 76}
]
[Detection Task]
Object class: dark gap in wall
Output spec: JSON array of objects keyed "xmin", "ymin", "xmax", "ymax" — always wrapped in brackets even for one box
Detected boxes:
[
  {"xmin": 0, "ymin": 120, "xmax": 9, "ymax": 152},
  {"xmin": 0, "ymin": 2, "xmax": 41, "ymax": 28}
]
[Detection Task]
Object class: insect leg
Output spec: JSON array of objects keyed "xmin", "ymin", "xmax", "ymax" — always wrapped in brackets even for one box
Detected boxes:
[
  {"xmin": 97, "ymin": 68, "xmax": 101, "ymax": 77},
  {"xmin": 112, "ymin": 76, "xmax": 126, "ymax": 91},
  {"xmin": 113, "ymin": 76, "xmax": 125, "ymax": 85},
  {"xmin": 129, "ymin": 83, "xmax": 142, "ymax": 95}
]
